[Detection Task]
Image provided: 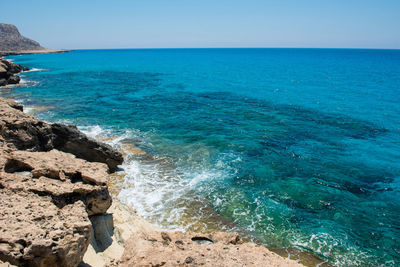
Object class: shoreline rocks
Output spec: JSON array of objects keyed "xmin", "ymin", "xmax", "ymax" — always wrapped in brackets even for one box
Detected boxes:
[
  {"xmin": 0, "ymin": 97, "xmax": 120, "ymax": 266},
  {"xmin": 0, "ymin": 58, "xmax": 28, "ymax": 87},
  {"xmin": 113, "ymin": 231, "xmax": 304, "ymax": 267},
  {"xmin": 0, "ymin": 99, "xmax": 123, "ymax": 171}
]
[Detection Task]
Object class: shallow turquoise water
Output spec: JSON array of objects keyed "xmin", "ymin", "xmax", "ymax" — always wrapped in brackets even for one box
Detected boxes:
[{"xmin": 4, "ymin": 49, "xmax": 400, "ymax": 266}]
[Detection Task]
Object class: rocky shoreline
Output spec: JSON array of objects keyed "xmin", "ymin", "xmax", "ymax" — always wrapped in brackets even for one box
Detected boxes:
[
  {"xmin": 0, "ymin": 58, "xmax": 29, "ymax": 87},
  {"xmin": 0, "ymin": 57, "xmax": 304, "ymax": 266}
]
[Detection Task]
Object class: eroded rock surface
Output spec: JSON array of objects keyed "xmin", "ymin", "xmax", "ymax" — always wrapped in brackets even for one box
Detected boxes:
[
  {"xmin": 1, "ymin": 150, "xmax": 112, "ymax": 215},
  {"xmin": 113, "ymin": 231, "xmax": 304, "ymax": 267},
  {"xmin": 0, "ymin": 97, "xmax": 123, "ymax": 170},
  {"xmin": 0, "ymin": 189, "xmax": 90, "ymax": 267},
  {"xmin": 0, "ymin": 97, "xmax": 121, "ymax": 266}
]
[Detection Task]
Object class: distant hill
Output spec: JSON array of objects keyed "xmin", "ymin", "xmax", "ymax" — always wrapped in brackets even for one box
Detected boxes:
[{"xmin": 0, "ymin": 23, "xmax": 44, "ymax": 52}]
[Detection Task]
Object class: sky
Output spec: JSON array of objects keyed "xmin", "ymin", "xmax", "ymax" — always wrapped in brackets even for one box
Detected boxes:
[{"xmin": 1, "ymin": 0, "xmax": 399, "ymax": 49}]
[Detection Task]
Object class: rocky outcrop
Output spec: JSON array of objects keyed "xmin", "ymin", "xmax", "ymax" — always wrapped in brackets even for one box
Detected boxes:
[
  {"xmin": 0, "ymin": 24, "xmax": 44, "ymax": 52},
  {"xmin": 51, "ymin": 124, "xmax": 123, "ymax": 172},
  {"xmin": 0, "ymin": 58, "xmax": 28, "ymax": 86},
  {"xmin": 112, "ymin": 231, "xmax": 304, "ymax": 267},
  {"xmin": 0, "ymin": 98, "xmax": 123, "ymax": 170},
  {"xmin": 0, "ymin": 97, "xmax": 122, "ymax": 266}
]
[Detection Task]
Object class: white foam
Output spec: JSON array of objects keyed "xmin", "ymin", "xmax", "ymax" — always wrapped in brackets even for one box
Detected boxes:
[
  {"xmin": 78, "ymin": 125, "xmax": 106, "ymax": 139},
  {"xmin": 23, "ymin": 68, "xmax": 48, "ymax": 73},
  {"xmin": 23, "ymin": 106, "xmax": 34, "ymax": 114}
]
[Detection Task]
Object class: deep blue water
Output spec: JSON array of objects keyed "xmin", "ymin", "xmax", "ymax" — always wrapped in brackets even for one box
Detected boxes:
[{"xmin": 4, "ymin": 49, "xmax": 400, "ymax": 266}]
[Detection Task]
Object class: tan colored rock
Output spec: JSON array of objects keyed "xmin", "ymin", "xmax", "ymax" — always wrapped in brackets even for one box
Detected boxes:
[
  {"xmin": 0, "ymin": 97, "xmax": 122, "ymax": 266},
  {"xmin": 0, "ymin": 97, "xmax": 123, "ymax": 170},
  {"xmin": 82, "ymin": 199, "xmax": 161, "ymax": 267},
  {"xmin": 8, "ymin": 149, "xmax": 109, "ymax": 185},
  {"xmin": 113, "ymin": 231, "xmax": 303, "ymax": 267},
  {"xmin": 1, "ymin": 149, "xmax": 112, "ymax": 215},
  {"xmin": 0, "ymin": 188, "xmax": 91, "ymax": 267}
]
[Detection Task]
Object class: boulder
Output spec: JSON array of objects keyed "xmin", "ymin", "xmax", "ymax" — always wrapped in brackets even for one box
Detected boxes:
[{"xmin": 0, "ymin": 79, "xmax": 6, "ymax": 86}]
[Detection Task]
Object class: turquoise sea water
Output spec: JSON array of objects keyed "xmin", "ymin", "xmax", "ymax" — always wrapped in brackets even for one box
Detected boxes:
[{"xmin": 4, "ymin": 49, "xmax": 400, "ymax": 266}]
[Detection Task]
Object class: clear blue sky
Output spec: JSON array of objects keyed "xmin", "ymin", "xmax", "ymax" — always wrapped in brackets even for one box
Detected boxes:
[{"xmin": 1, "ymin": 0, "xmax": 399, "ymax": 49}]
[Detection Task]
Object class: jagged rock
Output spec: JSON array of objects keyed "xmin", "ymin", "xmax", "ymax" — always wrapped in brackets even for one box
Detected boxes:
[
  {"xmin": 0, "ymin": 59, "xmax": 22, "ymax": 74},
  {"xmin": 0, "ymin": 58, "xmax": 27, "ymax": 86},
  {"xmin": 51, "ymin": 124, "xmax": 123, "ymax": 172},
  {"xmin": 0, "ymin": 97, "xmax": 123, "ymax": 170},
  {"xmin": 0, "ymin": 97, "xmax": 121, "ymax": 266},
  {"xmin": 7, "ymin": 149, "xmax": 110, "ymax": 185},
  {"xmin": 0, "ymin": 188, "xmax": 91, "ymax": 267},
  {"xmin": 0, "ymin": 97, "xmax": 55, "ymax": 151},
  {"xmin": 6, "ymin": 75, "xmax": 20, "ymax": 85},
  {"xmin": 0, "ymin": 24, "xmax": 44, "ymax": 52},
  {"xmin": 1, "ymin": 149, "xmax": 112, "ymax": 215},
  {"xmin": 113, "ymin": 231, "xmax": 304, "ymax": 267}
]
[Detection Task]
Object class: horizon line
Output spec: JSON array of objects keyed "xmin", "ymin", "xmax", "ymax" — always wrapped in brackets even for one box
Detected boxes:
[{"xmin": 64, "ymin": 46, "xmax": 400, "ymax": 51}]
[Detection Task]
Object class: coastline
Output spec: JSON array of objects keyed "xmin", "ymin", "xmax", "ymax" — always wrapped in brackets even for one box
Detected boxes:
[
  {"xmin": 0, "ymin": 48, "xmax": 71, "ymax": 57},
  {"xmin": 0, "ymin": 57, "xmax": 306, "ymax": 267}
]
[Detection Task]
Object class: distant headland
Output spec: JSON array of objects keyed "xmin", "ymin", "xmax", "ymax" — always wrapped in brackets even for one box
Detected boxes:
[{"xmin": 0, "ymin": 23, "xmax": 69, "ymax": 56}]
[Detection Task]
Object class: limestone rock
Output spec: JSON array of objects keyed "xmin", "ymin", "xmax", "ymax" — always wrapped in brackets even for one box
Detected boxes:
[
  {"xmin": 1, "ymin": 149, "xmax": 112, "ymax": 215},
  {"xmin": 0, "ymin": 97, "xmax": 55, "ymax": 151},
  {"xmin": 113, "ymin": 231, "xmax": 304, "ymax": 267},
  {"xmin": 0, "ymin": 97, "xmax": 121, "ymax": 266},
  {"xmin": 0, "ymin": 188, "xmax": 91, "ymax": 267},
  {"xmin": 51, "ymin": 124, "xmax": 123, "ymax": 172},
  {"xmin": 0, "ymin": 97, "xmax": 123, "ymax": 170}
]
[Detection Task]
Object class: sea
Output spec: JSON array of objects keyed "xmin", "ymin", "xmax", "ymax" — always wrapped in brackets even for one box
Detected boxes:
[{"xmin": 3, "ymin": 48, "xmax": 400, "ymax": 266}]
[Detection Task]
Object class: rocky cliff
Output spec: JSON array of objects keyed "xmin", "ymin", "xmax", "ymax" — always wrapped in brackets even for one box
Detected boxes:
[{"xmin": 0, "ymin": 24, "xmax": 44, "ymax": 52}]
